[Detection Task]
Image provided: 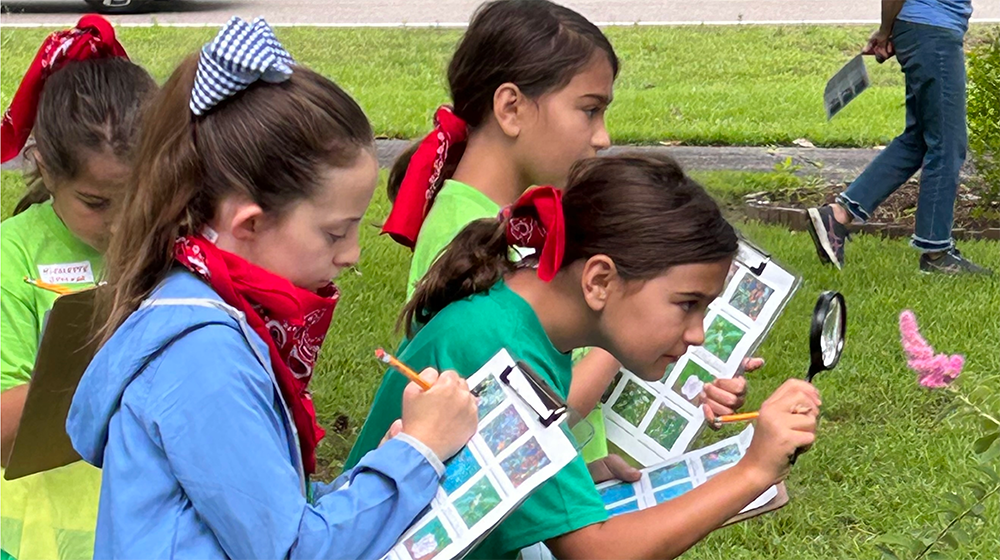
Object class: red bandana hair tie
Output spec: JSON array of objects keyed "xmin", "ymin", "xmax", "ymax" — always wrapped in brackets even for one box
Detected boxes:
[
  {"xmin": 382, "ymin": 105, "xmax": 468, "ymax": 249},
  {"xmin": 1, "ymin": 15, "xmax": 128, "ymax": 163},
  {"xmin": 503, "ymin": 186, "xmax": 566, "ymax": 281}
]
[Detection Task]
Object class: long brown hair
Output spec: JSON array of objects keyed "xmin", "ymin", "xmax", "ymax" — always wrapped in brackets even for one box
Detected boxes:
[
  {"xmin": 14, "ymin": 58, "xmax": 156, "ymax": 215},
  {"xmin": 101, "ymin": 55, "xmax": 374, "ymax": 338},
  {"xmin": 386, "ymin": 0, "xmax": 619, "ymax": 202},
  {"xmin": 401, "ymin": 154, "xmax": 739, "ymax": 336}
]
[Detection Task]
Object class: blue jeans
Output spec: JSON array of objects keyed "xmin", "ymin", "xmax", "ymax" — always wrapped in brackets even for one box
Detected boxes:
[{"xmin": 837, "ymin": 20, "xmax": 967, "ymax": 252}]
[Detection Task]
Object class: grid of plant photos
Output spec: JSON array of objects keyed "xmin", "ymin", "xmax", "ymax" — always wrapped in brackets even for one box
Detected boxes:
[
  {"xmin": 603, "ymin": 241, "xmax": 800, "ymax": 466},
  {"xmin": 382, "ymin": 350, "xmax": 578, "ymax": 560},
  {"xmin": 596, "ymin": 426, "xmax": 777, "ymax": 516}
]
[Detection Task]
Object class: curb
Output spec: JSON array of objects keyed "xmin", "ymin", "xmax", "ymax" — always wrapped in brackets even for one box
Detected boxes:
[{"xmin": 744, "ymin": 202, "xmax": 1000, "ymax": 241}]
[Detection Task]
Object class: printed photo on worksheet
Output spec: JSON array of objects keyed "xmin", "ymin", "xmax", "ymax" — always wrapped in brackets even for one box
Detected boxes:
[
  {"xmin": 381, "ymin": 349, "xmax": 578, "ymax": 560},
  {"xmin": 603, "ymin": 240, "xmax": 800, "ymax": 466},
  {"xmin": 596, "ymin": 426, "xmax": 778, "ymax": 518}
]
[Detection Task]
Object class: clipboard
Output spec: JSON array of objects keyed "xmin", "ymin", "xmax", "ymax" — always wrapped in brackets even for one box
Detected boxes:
[
  {"xmin": 4, "ymin": 286, "xmax": 105, "ymax": 480},
  {"xmin": 447, "ymin": 357, "xmax": 592, "ymax": 559},
  {"xmin": 723, "ymin": 481, "xmax": 790, "ymax": 526},
  {"xmin": 597, "ymin": 426, "xmax": 790, "ymax": 528},
  {"xmin": 521, "ymin": 482, "xmax": 790, "ymax": 560},
  {"xmin": 498, "ymin": 359, "xmax": 593, "ymax": 451},
  {"xmin": 384, "ymin": 348, "xmax": 584, "ymax": 560},
  {"xmin": 603, "ymin": 238, "xmax": 801, "ymax": 467}
]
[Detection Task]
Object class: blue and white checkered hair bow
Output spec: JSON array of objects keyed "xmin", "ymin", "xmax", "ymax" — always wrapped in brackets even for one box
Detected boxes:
[{"xmin": 190, "ymin": 17, "xmax": 295, "ymax": 116}]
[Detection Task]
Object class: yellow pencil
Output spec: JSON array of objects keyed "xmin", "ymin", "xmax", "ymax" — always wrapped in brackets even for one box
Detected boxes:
[
  {"xmin": 713, "ymin": 411, "xmax": 759, "ymax": 424},
  {"xmin": 375, "ymin": 348, "xmax": 433, "ymax": 391},
  {"xmin": 24, "ymin": 277, "xmax": 73, "ymax": 295}
]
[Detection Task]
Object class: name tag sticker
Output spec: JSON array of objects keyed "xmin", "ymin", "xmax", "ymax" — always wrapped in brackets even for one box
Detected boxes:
[{"xmin": 37, "ymin": 261, "xmax": 94, "ymax": 285}]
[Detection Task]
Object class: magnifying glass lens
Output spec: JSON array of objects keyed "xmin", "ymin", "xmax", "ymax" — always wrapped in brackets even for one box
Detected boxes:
[{"xmin": 821, "ymin": 300, "xmax": 843, "ymax": 366}]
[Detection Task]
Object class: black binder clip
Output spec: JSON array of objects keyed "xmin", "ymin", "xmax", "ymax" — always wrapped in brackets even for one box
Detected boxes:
[
  {"xmin": 737, "ymin": 235, "xmax": 772, "ymax": 276},
  {"xmin": 497, "ymin": 360, "xmax": 568, "ymax": 427}
]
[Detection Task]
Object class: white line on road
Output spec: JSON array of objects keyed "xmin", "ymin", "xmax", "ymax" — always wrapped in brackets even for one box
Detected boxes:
[{"xmin": 3, "ymin": 18, "xmax": 998, "ymax": 28}]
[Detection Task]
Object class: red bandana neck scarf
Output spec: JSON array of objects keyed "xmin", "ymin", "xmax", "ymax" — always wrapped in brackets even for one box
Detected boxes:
[
  {"xmin": 382, "ymin": 105, "xmax": 468, "ymax": 249},
  {"xmin": 174, "ymin": 234, "xmax": 337, "ymax": 475},
  {"xmin": 503, "ymin": 186, "xmax": 566, "ymax": 281},
  {"xmin": 1, "ymin": 15, "xmax": 128, "ymax": 164}
]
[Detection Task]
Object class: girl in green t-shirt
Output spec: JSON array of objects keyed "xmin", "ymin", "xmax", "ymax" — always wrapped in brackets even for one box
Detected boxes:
[
  {"xmin": 0, "ymin": 16, "xmax": 157, "ymax": 560},
  {"xmin": 354, "ymin": 154, "xmax": 821, "ymax": 559},
  {"xmin": 380, "ymin": 0, "xmax": 751, "ymax": 472},
  {"xmin": 383, "ymin": 0, "xmax": 627, "ymax": 470}
]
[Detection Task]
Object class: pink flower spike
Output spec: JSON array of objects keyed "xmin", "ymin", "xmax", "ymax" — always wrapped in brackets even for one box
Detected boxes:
[
  {"xmin": 899, "ymin": 310, "xmax": 963, "ymax": 389},
  {"xmin": 899, "ymin": 310, "xmax": 934, "ymax": 360}
]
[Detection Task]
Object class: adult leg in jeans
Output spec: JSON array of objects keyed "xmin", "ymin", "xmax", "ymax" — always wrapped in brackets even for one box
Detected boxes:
[
  {"xmin": 904, "ymin": 24, "xmax": 989, "ymax": 273},
  {"xmin": 807, "ymin": 22, "xmax": 927, "ymax": 269},
  {"xmin": 836, "ymin": 21, "xmax": 926, "ymax": 224},
  {"xmin": 906, "ymin": 23, "xmax": 966, "ymax": 253}
]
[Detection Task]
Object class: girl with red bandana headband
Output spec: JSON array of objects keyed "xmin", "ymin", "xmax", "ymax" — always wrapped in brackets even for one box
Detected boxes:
[
  {"xmin": 380, "ymin": 0, "xmax": 754, "ymax": 476},
  {"xmin": 353, "ymin": 155, "xmax": 822, "ymax": 559},
  {"xmin": 65, "ymin": 17, "xmax": 477, "ymax": 560},
  {"xmin": 0, "ymin": 15, "xmax": 156, "ymax": 560}
]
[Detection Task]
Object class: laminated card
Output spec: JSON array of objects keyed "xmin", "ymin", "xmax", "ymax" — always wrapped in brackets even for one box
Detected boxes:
[
  {"xmin": 603, "ymin": 240, "xmax": 800, "ymax": 466},
  {"xmin": 382, "ymin": 349, "xmax": 579, "ymax": 560},
  {"xmin": 596, "ymin": 426, "xmax": 785, "ymax": 522}
]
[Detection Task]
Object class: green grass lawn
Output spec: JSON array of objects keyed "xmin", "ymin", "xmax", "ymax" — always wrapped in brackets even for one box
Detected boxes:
[
  {"xmin": 1, "ymin": 24, "xmax": 993, "ymax": 147},
  {"xmin": 3, "ymin": 169, "xmax": 998, "ymax": 558}
]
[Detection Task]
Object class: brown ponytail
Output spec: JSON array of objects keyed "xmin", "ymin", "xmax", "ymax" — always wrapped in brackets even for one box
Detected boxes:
[
  {"xmin": 400, "ymin": 218, "xmax": 513, "ymax": 335},
  {"xmin": 401, "ymin": 154, "xmax": 739, "ymax": 336},
  {"xmin": 99, "ymin": 56, "xmax": 202, "ymax": 341},
  {"xmin": 12, "ymin": 173, "xmax": 50, "ymax": 216}
]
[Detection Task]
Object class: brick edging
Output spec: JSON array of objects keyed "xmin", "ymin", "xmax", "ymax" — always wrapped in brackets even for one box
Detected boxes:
[{"xmin": 744, "ymin": 202, "xmax": 1000, "ymax": 241}]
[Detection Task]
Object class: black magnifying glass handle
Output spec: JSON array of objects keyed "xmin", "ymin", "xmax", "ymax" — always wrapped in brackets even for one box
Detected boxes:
[
  {"xmin": 793, "ymin": 292, "xmax": 846, "ymax": 464},
  {"xmin": 791, "ymin": 446, "xmax": 805, "ymax": 465}
]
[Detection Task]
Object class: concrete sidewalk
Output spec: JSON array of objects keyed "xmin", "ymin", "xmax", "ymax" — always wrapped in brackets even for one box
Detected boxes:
[
  {"xmin": 0, "ymin": 140, "xmax": 901, "ymax": 179},
  {"xmin": 375, "ymin": 140, "xmax": 888, "ymax": 180},
  {"xmin": 5, "ymin": 140, "xmax": 971, "ymax": 180}
]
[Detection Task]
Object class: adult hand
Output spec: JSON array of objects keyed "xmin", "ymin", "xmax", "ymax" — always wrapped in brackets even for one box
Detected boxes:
[{"xmin": 863, "ymin": 29, "xmax": 895, "ymax": 63}]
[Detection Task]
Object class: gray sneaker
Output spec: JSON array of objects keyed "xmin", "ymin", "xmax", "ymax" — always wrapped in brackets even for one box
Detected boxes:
[
  {"xmin": 919, "ymin": 248, "xmax": 993, "ymax": 275},
  {"xmin": 807, "ymin": 205, "xmax": 850, "ymax": 270}
]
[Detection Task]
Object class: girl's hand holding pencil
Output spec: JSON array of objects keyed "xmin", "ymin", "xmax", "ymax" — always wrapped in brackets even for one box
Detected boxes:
[
  {"xmin": 376, "ymin": 349, "xmax": 478, "ymax": 461},
  {"xmin": 700, "ymin": 356, "xmax": 763, "ymax": 430},
  {"xmin": 742, "ymin": 379, "xmax": 821, "ymax": 483}
]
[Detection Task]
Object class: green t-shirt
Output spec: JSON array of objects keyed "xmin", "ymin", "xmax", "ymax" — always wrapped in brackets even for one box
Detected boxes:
[
  {"xmin": 1, "ymin": 200, "xmax": 103, "ymax": 560},
  {"xmin": 407, "ymin": 179, "xmax": 500, "ymax": 299},
  {"xmin": 347, "ymin": 281, "xmax": 608, "ymax": 558},
  {"xmin": 405, "ymin": 179, "xmax": 608, "ymax": 462},
  {"xmin": 1, "ymin": 200, "xmax": 103, "ymax": 392}
]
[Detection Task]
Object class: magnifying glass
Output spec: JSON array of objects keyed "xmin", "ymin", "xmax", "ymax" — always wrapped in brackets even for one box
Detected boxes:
[
  {"xmin": 710, "ymin": 291, "xmax": 847, "ymax": 437},
  {"xmin": 791, "ymin": 290, "xmax": 846, "ymax": 464},
  {"xmin": 807, "ymin": 290, "xmax": 846, "ymax": 382}
]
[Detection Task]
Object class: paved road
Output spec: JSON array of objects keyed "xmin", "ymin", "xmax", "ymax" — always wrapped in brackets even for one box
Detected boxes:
[{"xmin": 3, "ymin": 0, "xmax": 999, "ymax": 26}]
